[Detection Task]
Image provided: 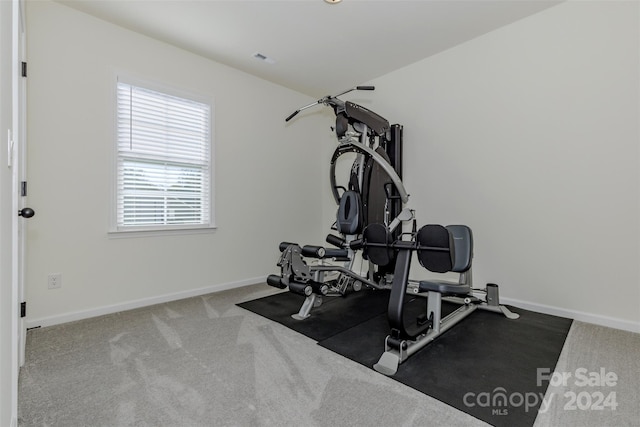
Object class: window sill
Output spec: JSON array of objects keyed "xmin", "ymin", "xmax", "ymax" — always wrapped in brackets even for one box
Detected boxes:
[{"xmin": 108, "ymin": 225, "xmax": 217, "ymax": 239}]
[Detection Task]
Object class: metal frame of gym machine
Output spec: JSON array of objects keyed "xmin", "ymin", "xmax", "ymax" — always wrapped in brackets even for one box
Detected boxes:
[
  {"xmin": 357, "ymin": 222, "xmax": 520, "ymax": 376},
  {"xmin": 269, "ymin": 85, "xmax": 520, "ymax": 376},
  {"xmin": 267, "ymin": 86, "xmax": 413, "ymax": 320}
]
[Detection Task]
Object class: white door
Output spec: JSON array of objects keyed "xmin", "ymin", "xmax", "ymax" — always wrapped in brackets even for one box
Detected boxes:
[
  {"xmin": 15, "ymin": 0, "xmax": 28, "ymax": 368},
  {"xmin": 5, "ymin": 0, "xmax": 26, "ymax": 423},
  {"xmin": 12, "ymin": 0, "xmax": 29, "ymax": 413}
]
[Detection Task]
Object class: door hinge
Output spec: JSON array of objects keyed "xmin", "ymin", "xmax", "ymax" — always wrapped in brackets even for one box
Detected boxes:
[
  {"xmin": 20, "ymin": 301, "xmax": 26, "ymax": 318},
  {"xmin": 21, "ymin": 181, "xmax": 27, "ymax": 197},
  {"xmin": 21, "ymin": 61, "xmax": 27, "ymax": 77}
]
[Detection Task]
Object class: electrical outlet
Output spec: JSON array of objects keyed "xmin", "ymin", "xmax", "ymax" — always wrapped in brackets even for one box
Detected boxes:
[{"xmin": 48, "ymin": 273, "xmax": 62, "ymax": 290}]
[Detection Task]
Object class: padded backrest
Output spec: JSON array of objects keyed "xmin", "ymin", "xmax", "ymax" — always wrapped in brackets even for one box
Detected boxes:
[
  {"xmin": 446, "ymin": 225, "xmax": 473, "ymax": 272},
  {"xmin": 417, "ymin": 224, "xmax": 454, "ymax": 273},
  {"xmin": 362, "ymin": 223, "xmax": 394, "ymax": 267},
  {"xmin": 336, "ymin": 190, "xmax": 362, "ymax": 235},
  {"xmin": 417, "ymin": 224, "xmax": 473, "ymax": 273},
  {"xmin": 416, "ymin": 224, "xmax": 473, "ymax": 273}
]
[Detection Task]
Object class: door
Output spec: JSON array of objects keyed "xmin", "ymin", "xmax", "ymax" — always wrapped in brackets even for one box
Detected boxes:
[
  {"xmin": 15, "ymin": 0, "xmax": 28, "ymax": 368},
  {"xmin": 4, "ymin": 0, "xmax": 26, "ymax": 423}
]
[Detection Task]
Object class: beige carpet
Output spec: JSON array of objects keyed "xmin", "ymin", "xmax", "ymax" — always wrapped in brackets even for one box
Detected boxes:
[{"xmin": 18, "ymin": 284, "xmax": 640, "ymax": 426}]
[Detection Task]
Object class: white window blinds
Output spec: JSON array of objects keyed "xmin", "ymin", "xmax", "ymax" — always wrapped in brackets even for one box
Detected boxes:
[{"xmin": 116, "ymin": 80, "xmax": 212, "ymax": 230}]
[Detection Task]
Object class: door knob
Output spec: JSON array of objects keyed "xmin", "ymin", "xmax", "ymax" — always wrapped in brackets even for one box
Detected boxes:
[{"xmin": 18, "ymin": 207, "xmax": 35, "ymax": 218}]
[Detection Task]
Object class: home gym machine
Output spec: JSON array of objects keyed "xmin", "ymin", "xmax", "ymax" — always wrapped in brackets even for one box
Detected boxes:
[
  {"xmin": 357, "ymin": 221, "xmax": 520, "ymax": 376},
  {"xmin": 267, "ymin": 86, "xmax": 413, "ymax": 319}
]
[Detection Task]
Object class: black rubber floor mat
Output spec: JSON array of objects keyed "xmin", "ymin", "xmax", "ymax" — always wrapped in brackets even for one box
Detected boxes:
[
  {"xmin": 238, "ymin": 290, "xmax": 572, "ymax": 426},
  {"xmin": 319, "ymin": 299, "xmax": 572, "ymax": 427},
  {"xmin": 237, "ymin": 289, "xmax": 390, "ymax": 342}
]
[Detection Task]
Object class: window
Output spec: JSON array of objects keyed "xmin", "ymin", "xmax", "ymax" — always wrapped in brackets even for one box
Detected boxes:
[{"xmin": 114, "ymin": 78, "xmax": 213, "ymax": 232}]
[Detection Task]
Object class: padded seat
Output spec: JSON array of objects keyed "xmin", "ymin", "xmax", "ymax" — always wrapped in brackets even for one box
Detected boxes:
[{"xmin": 418, "ymin": 280, "xmax": 471, "ymax": 295}]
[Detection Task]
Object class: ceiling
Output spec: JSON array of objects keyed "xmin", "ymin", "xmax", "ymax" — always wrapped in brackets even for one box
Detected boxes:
[{"xmin": 56, "ymin": 0, "xmax": 562, "ymax": 98}]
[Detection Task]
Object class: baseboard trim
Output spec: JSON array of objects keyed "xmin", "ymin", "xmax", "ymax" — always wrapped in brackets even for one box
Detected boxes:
[
  {"xmin": 502, "ymin": 296, "xmax": 640, "ymax": 333},
  {"xmin": 26, "ymin": 276, "xmax": 267, "ymax": 329},
  {"xmin": 26, "ymin": 279, "xmax": 640, "ymax": 334}
]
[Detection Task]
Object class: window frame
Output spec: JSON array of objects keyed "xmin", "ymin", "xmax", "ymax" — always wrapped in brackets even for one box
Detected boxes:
[{"xmin": 109, "ymin": 74, "xmax": 215, "ymax": 236}]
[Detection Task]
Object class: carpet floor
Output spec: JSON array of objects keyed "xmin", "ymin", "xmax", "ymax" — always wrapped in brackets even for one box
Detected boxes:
[{"xmin": 18, "ymin": 283, "xmax": 640, "ymax": 427}]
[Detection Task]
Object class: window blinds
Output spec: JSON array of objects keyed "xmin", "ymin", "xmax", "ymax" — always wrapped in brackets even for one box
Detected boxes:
[{"xmin": 116, "ymin": 81, "xmax": 211, "ymax": 228}]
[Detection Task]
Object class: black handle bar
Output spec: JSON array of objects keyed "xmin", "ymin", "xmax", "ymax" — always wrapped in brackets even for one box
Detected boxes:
[
  {"xmin": 285, "ymin": 110, "xmax": 300, "ymax": 122},
  {"xmin": 285, "ymin": 85, "xmax": 375, "ymax": 122}
]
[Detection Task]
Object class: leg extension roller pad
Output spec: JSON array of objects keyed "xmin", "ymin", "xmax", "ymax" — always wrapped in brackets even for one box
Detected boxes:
[{"xmin": 266, "ymin": 274, "xmax": 286, "ymax": 289}]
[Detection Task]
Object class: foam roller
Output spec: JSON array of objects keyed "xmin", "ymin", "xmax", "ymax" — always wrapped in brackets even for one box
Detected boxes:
[
  {"xmin": 278, "ymin": 241, "xmax": 297, "ymax": 252},
  {"xmin": 267, "ymin": 274, "xmax": 286, "ymax": 289},
  {"xmin": 288, "ymin": 282, "xmax": 312, "ymax": 296},
  {"xmin": 302, "ymin": 245, "xmax": 326, "ymax": 258},
  {"xmin": 309, "ymin": 280, "xmax": 329, "ymax": 296},
  {"xmin": 326, "ymin": 234, "xmax": 345, "ymax": 248}
]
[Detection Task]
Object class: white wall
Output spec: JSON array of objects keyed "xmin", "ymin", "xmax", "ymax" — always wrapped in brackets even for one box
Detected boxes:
[
  {"xmin": 25, "ymin": 1, "xmax": 640, "ymax": 332},
  {"xmin": 25, "ymin": 1, "xmax": 324, "ymax": 325},
  {"xmin": 354, "ymin": 1, "xmax": 638, "ymax": 329}
]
